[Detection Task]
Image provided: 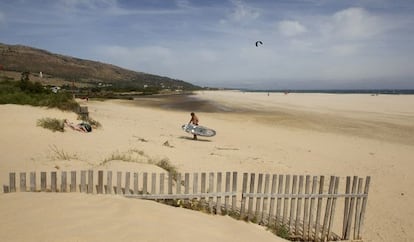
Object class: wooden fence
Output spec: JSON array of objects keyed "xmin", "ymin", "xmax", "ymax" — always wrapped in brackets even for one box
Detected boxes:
[{"xmin": 3, "ymin": 171, "xmax": 370, "ymax": 242}]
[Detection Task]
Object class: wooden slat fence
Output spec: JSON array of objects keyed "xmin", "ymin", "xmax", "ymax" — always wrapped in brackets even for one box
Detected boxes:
[{"xmin": 3, "ymin": 171, "xmax": 370, "ymax": 241}]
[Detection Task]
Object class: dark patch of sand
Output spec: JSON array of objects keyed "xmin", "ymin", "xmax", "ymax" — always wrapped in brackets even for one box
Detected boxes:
[{"xmin": 131, "ymin": 94, "xmax": 244, "ymax": 113}]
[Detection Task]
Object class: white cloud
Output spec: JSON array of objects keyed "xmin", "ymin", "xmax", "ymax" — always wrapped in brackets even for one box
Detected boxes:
[
  {"xmin": 326, "ymin": 7, "xmax": 385, "ymax": 40},
  {"xmin": 277, "ymin": 20, "xmax": 307, "ymax": 37},
  {"xmin": 223, "ymin": 0, "xmax": 260, "ymax": 24},
  {"xmin": 94, "ymin": 45, "xmax": 174, "ymax": 73}
]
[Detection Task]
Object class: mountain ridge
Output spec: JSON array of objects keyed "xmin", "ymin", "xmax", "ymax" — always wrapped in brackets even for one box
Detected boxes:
[{"xmin": 0, "ymin": 43, "xmax": 199, "ymax": 90}]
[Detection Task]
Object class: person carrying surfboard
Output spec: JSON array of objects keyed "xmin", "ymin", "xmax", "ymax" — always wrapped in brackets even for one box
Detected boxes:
[{"xmin": 189, "ymin": 112, "xmax": 199, "ymax": 140}]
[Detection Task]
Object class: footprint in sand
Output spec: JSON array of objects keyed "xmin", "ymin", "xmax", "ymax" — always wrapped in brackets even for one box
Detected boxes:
[{"xmin": 163, "ymin": 141, "xmax": 174, "ymax": 148}]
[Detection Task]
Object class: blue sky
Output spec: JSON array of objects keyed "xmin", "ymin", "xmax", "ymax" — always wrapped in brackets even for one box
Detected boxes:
[{"xmin": 1, "ymin": 0, "xmax": 414, "ymax": 89}]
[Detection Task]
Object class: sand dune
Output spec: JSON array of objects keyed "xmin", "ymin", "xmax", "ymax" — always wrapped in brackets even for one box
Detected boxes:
[
  {"xmin": 0, "ymin": 193, "xmax": 281, "ymax": 242},
  {"xmin": 1, "ymin": 91, "xmax": 413, "ymax": 241}
]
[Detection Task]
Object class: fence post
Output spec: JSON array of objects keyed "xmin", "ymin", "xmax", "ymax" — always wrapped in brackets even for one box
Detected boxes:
[
  {"xmin": 276, "ymin": 174, "xmax": 284, "ymax": 227},
  {"xmin": 152, "ymin": 173, "xmax": 157, "ymax": 195},
  {"xmin": 216, "ymin": 172, "xmax": 222, "ymax": 214},
  {"xmin": 208, "ymin": 172, "xmax": 214, "ymax": 213},
  {"xmin": 308, "ymin": 176, "xmax": 318, "ymax": 241},
  {"xmin": 255, "ymin": 173, "xmax": 263, "ymax": 221},
  {"xmin": 268, "ymin": 174, "xmax": 277, "ymax": 225},
  {"xmin": 20, "ymin": 172, "xmax": 26, "ymax": 192},
  {"xmin": 295, "ymin": 175, "xmax": 304, "ymax": 235},
  {"xmin": 261, "ymin": 174, "xmax": 270, "ymax": 224},
  {"xmin": 327, "ymin": 176, "xmax": 340, "ymax": 240},
  {"xmin": 224, "ymin": 172, "xmax": 230, "ymax": 212},
  {"xmin": 314, "ymin": 175, "xmax": 325, "ymax": 241},
  {"xmin": 168, "ymin": 172, "xmax": 173, "ymax": 195},
  {"xmin": 342, "ymin": 176, "xmax": 351, "ymax": 239},
  {"xmin": 97, "ymin": 170, "xmax": 103, "ymax": 194},
  {"xmin": 193, "ymin": 173, "xmax": 198, "ymax": 195},
  {"xmin": 143, "ymin": 172, "xmax": 148, "ymax": 195},
  {"xmin": 70, "ymin": 171, "xmax": 76, "ymax": 192},
  {"xmin": 87, "ymin": 170, "xmax": 93, "ymax": 194},
  {"xmin": 61, "ymin": 171, "xmax": 67, "ymax": 192},
  {"xmin": 289, "ymin": 175, "xmax": 298, "ymax": 231},
  {"xmin": 133, "ymin": 172, "xmax": 138, "ymax": 195},
  {"xmin": 283, "ymin": 175, "xmax": 290, "ymax": 226},
  {"xmin": 80, "ymin": 171, "xmax": 86, "ymax": 193},
  {"xmin": 184, "ymin": 173, "xmax": 189, "ymax": 195},
  {"xmin": 353, "ymin": 178, "xmax": 363, "ymax": 239},
  {"xmin": 175, "ymin": 173, "xmax": 181, "ymax": 195},
  {"xmin": 51, "ymin": 172, "xmax": 57, "ymax": 192},
  {"xmin": 41, "ymin": 172, "xmax": 47, "ymax": 192},
  {"xmin": 345, "ymin": 176, "xmax": 358, "ymax": 240},
  {"xmin": 9, "ymin": 172, "xmax": 16, "ymax": 192},
  {"xmin": 106, "ymin": 171, "xmax": 112, "ymax": 194},
  {"xmin": 321, "ymin": 176, "xmax": 335, "ymax": 240},
  {"xmin": 357, "ymin": 176, "xmax": 371, "ymax": 240},
  {"xmin": 240, "ymin": 173, "xmax": 248, "ymax": 218},
  {"xmin": 116, "ymin": 172, "xmax": 122, "ymax": 194},
  {"xmin": 200, "ymin": 172, "xmax": 206, "ymax": 203},
  {"xmin": 125, "ymin": 172, "xmax": 131, "ymax": 195},
  {"xmin": 30, "ymin": 172, "xmax": 36, "ymax": 192},
  {"xmin": 231, "ymin": 172, "xmax": 238, "ymax": 212},
  {"xmin": 303, "ymin": 175, "xmax": 311, "ymax": 239},
  {"xmin": 247, "ymin": 173, "xmax": 255, "ymax": 221},
  {"xmin": 160, "ymin": 173, "xmax": 165, "ymax": 195}
]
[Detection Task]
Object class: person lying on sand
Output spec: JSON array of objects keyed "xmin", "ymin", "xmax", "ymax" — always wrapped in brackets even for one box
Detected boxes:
[{"xmin": 64, "ymin": 119, "xmax": 92, "ymax": 133}]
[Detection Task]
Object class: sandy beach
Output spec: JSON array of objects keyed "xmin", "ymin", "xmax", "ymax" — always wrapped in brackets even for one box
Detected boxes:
[{"xmin": 1, "ymin": 90, "xmax": 413, "ymax": 241}]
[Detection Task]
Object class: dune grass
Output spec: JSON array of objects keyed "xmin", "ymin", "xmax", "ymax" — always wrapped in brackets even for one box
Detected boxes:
[
  {"xmin": 49, "ymin": 145, "xmax": 78, "ymax": 160},
  {"xmin": 37, "ymin": 118, "xmax": 64, "ymax": 132},
  {"xmin": 100, "ymin": 149, "xmax": 147, "ymax": 165}
]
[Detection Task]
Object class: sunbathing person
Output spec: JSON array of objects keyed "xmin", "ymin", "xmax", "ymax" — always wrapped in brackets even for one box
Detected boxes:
[{"xmin": 64, "ymin": 119, "xmax": 92, "ymax": 133}]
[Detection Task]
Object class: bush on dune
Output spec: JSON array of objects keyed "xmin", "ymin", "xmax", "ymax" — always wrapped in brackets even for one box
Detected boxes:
[
  {"xmin": 37, "ymin": 118, "xmax": 64, "ymax": 132},
  {"xmin": 0, "ymin": 80, "xmax": 80, "ymax": 111}
]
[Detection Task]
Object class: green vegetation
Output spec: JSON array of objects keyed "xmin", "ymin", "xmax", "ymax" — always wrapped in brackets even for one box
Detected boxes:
[
  {"xmin": 151, "ymin": 158, "xmax": 179, "ymax": 181},
  {"xmin": 0, "ymin": 78, "xmax": 79, "ymax": 111},
  {"xmin": 37, "ymin": 118, "xmax": 64, "ymax": 132},
  {"xmin": 266, "ymin": 223, "xmax": 291, "ymax": 240}
]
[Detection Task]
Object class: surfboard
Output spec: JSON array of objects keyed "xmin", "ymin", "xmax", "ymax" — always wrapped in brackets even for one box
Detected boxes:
[{"xmin": 182, "ymin": 124, "xmax": 216, "ymax": 137}]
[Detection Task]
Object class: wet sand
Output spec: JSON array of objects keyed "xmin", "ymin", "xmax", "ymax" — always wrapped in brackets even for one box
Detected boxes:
[{"xmin": 131, "ymin": 93, "xmax": 243, "ymax": 113}]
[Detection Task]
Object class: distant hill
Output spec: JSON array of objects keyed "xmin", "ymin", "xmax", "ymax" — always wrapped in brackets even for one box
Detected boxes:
[{"xmin": 0, "ymin": 43, "xmax": 199, "ymax": 90}]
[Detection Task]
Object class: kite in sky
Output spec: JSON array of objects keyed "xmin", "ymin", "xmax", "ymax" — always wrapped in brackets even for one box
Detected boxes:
[{"xmin": 255, "ymin": 41, "xmax": 263, "ymax": 47}]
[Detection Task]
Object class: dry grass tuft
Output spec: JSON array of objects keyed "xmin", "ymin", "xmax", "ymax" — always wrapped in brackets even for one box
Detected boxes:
[{"xmin": 37, "ymin": 118, "xmax": 64, "ymax": 132}]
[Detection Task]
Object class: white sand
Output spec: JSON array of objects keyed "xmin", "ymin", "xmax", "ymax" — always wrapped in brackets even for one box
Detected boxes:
[{"xmin": 1, "ymin": 90, "xmax": 413, "ymax": 241}]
